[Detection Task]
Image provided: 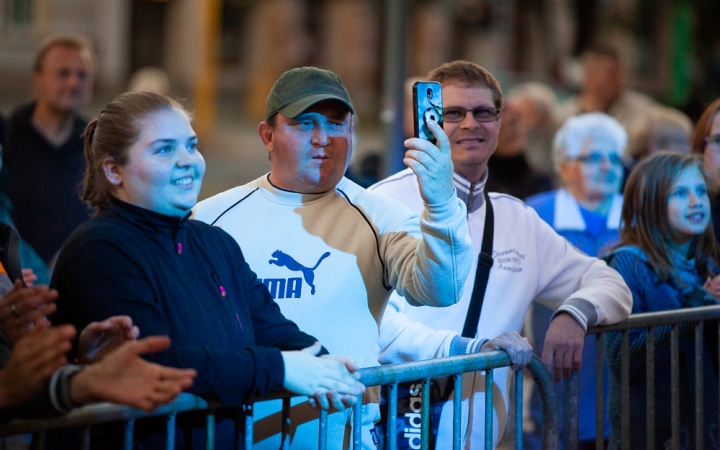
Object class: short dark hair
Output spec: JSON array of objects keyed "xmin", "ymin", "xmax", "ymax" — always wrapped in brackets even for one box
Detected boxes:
[
  {"xmin": 581, "ymin": 43, "xmax": 621, "ymax": 62},
  {"xmin": 34, "ymin": 34, "xmax": 95, "ymax": 73},
  {"xmin": 427, "ymin": 60, "xmax": 503, "ymax": 110}
]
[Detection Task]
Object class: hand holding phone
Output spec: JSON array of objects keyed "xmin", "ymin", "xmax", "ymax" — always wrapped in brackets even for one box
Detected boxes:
[{"xmin": 404, "ymin": 81, "xmax": 454, "ymax": 206}]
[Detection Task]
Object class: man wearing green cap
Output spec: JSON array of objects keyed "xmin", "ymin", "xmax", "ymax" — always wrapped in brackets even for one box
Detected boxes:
[{"xmin": 194, "ymin": 66, "xmax": 473, "ymax": 448}]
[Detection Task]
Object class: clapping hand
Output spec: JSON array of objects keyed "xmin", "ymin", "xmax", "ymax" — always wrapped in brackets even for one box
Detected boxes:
[{"xmin": 78, "ymin": 316, "xmax": 140, "ymax": 364}]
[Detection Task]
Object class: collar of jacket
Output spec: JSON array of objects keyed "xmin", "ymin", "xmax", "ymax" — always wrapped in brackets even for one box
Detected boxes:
[
  {"xmin": 453, "ymin": 170, "xmax": 488, "ymax": 214},
  {"xmin": 553, "ymin": 188, "xmax": 623, "ymax": 232},
  {"xmin": 107, "ymin": 196, "xmax": 190, "ymax": 236}
]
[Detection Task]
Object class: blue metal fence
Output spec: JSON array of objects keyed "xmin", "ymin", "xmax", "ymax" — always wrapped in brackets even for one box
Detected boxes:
[
  {"xmin": 563, "ymin": 304, "xmax": 720, "ymax": 450},
  {"xmin": 0, "ymin": 352, "xmax": 559, "ymax": 449}
]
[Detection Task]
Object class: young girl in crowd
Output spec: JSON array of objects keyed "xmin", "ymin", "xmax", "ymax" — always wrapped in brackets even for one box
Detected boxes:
[
  {"xmin": 604, "ymin": 152, "xmax": 720, "ymax": 449},
  {"xmin": 50, "ymin": 92, "xmax": 364, "ymax": 448}
]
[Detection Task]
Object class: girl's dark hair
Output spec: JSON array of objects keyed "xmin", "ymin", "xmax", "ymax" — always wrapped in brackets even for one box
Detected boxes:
[
  {"xmin": 82, "ymin": 92, "xmax": 188, "ymax": 214},
  {"xmin": 691, "ymin": 97, "xmax": 720, "ymax": 155},
  {"xmin": 619, "ymin": 151, "xmax": 717, "ymax": 281}
]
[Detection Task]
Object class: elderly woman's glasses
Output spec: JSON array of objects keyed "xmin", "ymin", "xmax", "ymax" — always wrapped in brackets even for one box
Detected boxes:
[
  {"xmin": 705, "ymin": 135, "xmax": 720, "ymax": 149},
  {"xmin": 443, "ymin": 107, "xmax": 501, "ymax": 123},
  {"xmin": 575, "ymin": 153, "xmax": 623, "ymax": 167}
]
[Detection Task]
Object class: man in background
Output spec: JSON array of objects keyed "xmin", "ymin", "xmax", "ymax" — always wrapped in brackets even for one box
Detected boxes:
[{"xmin": 1, "ymin": 34, "xmax": 94, "ymax": 264}]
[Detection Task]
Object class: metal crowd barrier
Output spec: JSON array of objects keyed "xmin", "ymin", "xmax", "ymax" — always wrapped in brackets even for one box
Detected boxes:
[
  {"xmin": 563, "ymin": 304, "xmax": 720, "ymax": 450},
  {"xmin": 0, "ymin": 351, "xmax": 559, "ymax": 449}
]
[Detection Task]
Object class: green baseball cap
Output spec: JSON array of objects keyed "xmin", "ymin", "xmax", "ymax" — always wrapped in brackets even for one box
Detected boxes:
[{"xmin": 265, "ymin": 67, "xmax": 354, "ymax": 120}]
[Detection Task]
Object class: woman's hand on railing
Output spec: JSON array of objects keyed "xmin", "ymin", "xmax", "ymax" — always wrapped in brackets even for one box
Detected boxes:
[
  {"xmin": 77, "ymin": 315, "xmax": 140, "ymax": 364},
  {"xmin": 281, "ymin": 342, "xmax": 366, "ymax": 411},
  {"xmin": 480, "ymin": 331, "xmax": 533, "ymax": 371},
  {"xmin": 69, "ymin": 336, "xmax": 196, "ymax": 412}
]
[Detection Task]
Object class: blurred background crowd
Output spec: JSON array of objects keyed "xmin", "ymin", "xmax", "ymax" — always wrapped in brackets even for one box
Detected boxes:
[{"xmin": 1, "ymin": 0, "xmax": 720, "ymax": 197}]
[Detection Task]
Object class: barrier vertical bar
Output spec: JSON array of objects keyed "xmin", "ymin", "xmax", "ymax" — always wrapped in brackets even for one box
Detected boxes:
[
  {"xmin": 166, "ymin": 414, "xmax": 175, "ymax": 450},
  {"xmin": 671, "ymin": 324, "xmax": 680, "ymax": 450},
  {"xmin": 388, "ymin": 383, "xmax": 398, "ymax": 450},
  {"xmin": 564, "ymin": 371, "xmax": 579, "ymax": 450},
  {"xmin": 124, "ymin": 419, "xmax": 134, "ymax": 450},
  {"xmin": 81, "ymin": 426, "xmax": 90, "ymax": 450},
  {"xmin": 621, "ymin": 330, "xmax": 630, "ymax": 450},
  {"xmin": 485, "ymin": 370, "xmax": 493, "ymax": 450},
  {"xmin": 515, "ymin": 370, "xmax": 523, "ymax": 450},
  {"xmin": 695, "ymin": 322, "xmax": 704, "ymax": 449},
  {"xmin": 318, "ymin": 410, "xmax": 328, "ymax": 450},
  {"xmin": 245, "ymin": 403, "xmax": 254, "ymax": 450},
  {"xmin": 206, "ymin": 411, "xmax": 215, "ymax": 450},
  {"xmin": 282, "ymin": 398, "xmax": 291, "ymax": 450},
  {"xmin": 421, "ymin": 379, "xmax": 431, "ymax": 450},
  {"xmin": 595, "ymin": 333, "xmax": 605, "ymax": 450},
  {"xmin": 647, "ymin": 327, "xmax": 655, "ymax": 450},
  {"xmin": 453, "ymin": 374, "xmax": 462, "ymax": 450},
  {"xmin": 353, "ymin": 394, "xmax": 362, "ymax": 449}
]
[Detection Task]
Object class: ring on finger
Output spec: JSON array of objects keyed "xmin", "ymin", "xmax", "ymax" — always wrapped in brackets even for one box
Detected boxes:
[{"xmin": 10, "ymin": 304, "xmax": 20, "ymax": 318}]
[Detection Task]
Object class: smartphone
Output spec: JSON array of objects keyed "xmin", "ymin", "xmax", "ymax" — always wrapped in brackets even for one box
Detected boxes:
[{"xmin": 412, "ymin": 81, "xmax": 443, "ymax": 145}]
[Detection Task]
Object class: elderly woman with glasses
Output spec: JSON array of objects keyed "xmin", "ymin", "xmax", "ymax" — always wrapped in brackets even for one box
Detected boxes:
[
  {"xmin": 691, "ymin": 98, "xmax": 720, "ymax": 241},
  {"xmin": 525, "ymin": 112, "xmax": 627, "ymax": 448}
]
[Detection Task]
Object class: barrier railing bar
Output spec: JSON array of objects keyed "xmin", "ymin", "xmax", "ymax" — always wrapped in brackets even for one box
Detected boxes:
[
  {"xmin": 0, "ymin": 352, "xmax": 560, "ymax": 450},
  {"xmin": 124, "ymin": 418, "xmax": 134, "ymax": 450},
  {"xmin": 245, "ymin": 403, "xmax": 253, "ymax": 450},
  {"xmin": 595, "ymin": 333, "xmax": 604, "ymax": 450},
  {"xmin": 81, "ymin": 425, "xmax": 90, "ymax": 450},
  {"xmin": 453, "ymin": 374, "xmax": 461, "ymax": 450},
  {"xmin": 353, "ymin": 395, "xmax": 361, "ymax": 449},
  {"xmin": 621, "ymin": 330, "xmax": 629, "ymax": 449},
  {"xmin": 166, "ymin": 413, "xmax": 175, "ymax": 450},
  {"xmin": 587, "ymin": 305, "xmax": 720, "ymax": 334},
  {"xmin": 646, "ymin": 326, "xmax": 655, "ymax": 450},
  {"xmin": 670, "ymin": 324, "xmax": 679, "ymax": 450},
  {"xmin": 282, "ymin": 397, "xmax": 291, "ymax": 450},
  {"xmin": 0, "ymin": 394, "xmax": 210, "ymax": 435},
  {"xmin": 421, "ymin": 378, "xmax": 430, "ymax": 449},
  {"xmin": 387, "ymin": 383, "xmax": 398, "ymax": 450},
  {"xmin": 515, "ymin": 369, "xmax": 522, "ymax": 450},
  {"xmin": 563, "ymin": 371, "xmax": 579, "ymax": 450},
  {"xmin": 695, "ymin": 321, "xmax": 704, "ymax": 449},
  {"xmin": 318, "ymin": 410, "xmax": 327, "ymax": 450},
  {"xmin": 485, "ymin": 369, "xmax": 493, "ymax": 450},
  {"xmin": 205, "ymin": 411, "xmax": 214, "ymax": 450}
]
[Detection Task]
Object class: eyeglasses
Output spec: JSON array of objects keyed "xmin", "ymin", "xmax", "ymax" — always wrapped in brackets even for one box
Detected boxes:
[
  {"xmin": 575, "ymin": 152, "xmax": 624, "ymax": 167},
  {"xmin": 705, "ymin": 135, "xmax": 720, "ymax": 149},
  {"xmin": 442, "ymin": 107, "xmax": 501, "ymax": 123}
]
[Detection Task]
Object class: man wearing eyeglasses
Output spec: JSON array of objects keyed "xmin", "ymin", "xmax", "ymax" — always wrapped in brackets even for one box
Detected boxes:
[{"xmin": 369, "ymin": 61, "xmax": 632, "ymax": 448}]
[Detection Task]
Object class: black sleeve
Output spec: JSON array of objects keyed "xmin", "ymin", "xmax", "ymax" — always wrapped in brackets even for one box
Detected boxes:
[{"xmin": 51, "ymin": 236, "xmax": 285, "ymax": 406}]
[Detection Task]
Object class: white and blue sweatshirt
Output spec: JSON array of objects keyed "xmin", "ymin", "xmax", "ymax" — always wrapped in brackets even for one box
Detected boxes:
[{"xmin": 194, "ymin": 174, "xmax": 474, "ymax": 449}]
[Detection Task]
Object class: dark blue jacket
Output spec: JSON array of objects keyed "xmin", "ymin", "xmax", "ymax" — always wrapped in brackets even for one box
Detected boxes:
[
  {"xmin": 1, "ymin": 102, "xmax": 89, "ymax": 262},
  {"xmin": 51, "ymin": 198, "xmax": 319, "ymax": 407}
]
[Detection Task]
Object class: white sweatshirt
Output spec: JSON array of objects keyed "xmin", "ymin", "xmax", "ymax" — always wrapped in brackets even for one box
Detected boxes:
[
  {"xmin": 193, "ymin": 174, "xmax": 473, "ymax": 449},
  {"xmin": 368, "ymin": 168, "xmax": 632, "ymax": 448}
]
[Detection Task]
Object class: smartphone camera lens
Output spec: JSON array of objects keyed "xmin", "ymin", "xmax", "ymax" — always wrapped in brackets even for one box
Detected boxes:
[{"xmin": 426, "ymin": 88, "xmax": 433, "ymax": 99}]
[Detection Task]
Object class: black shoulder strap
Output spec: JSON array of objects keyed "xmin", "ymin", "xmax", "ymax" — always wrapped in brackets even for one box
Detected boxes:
[{"xmin": 461, "ymin": 190, "xmax": 494, "ymax": 338}]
